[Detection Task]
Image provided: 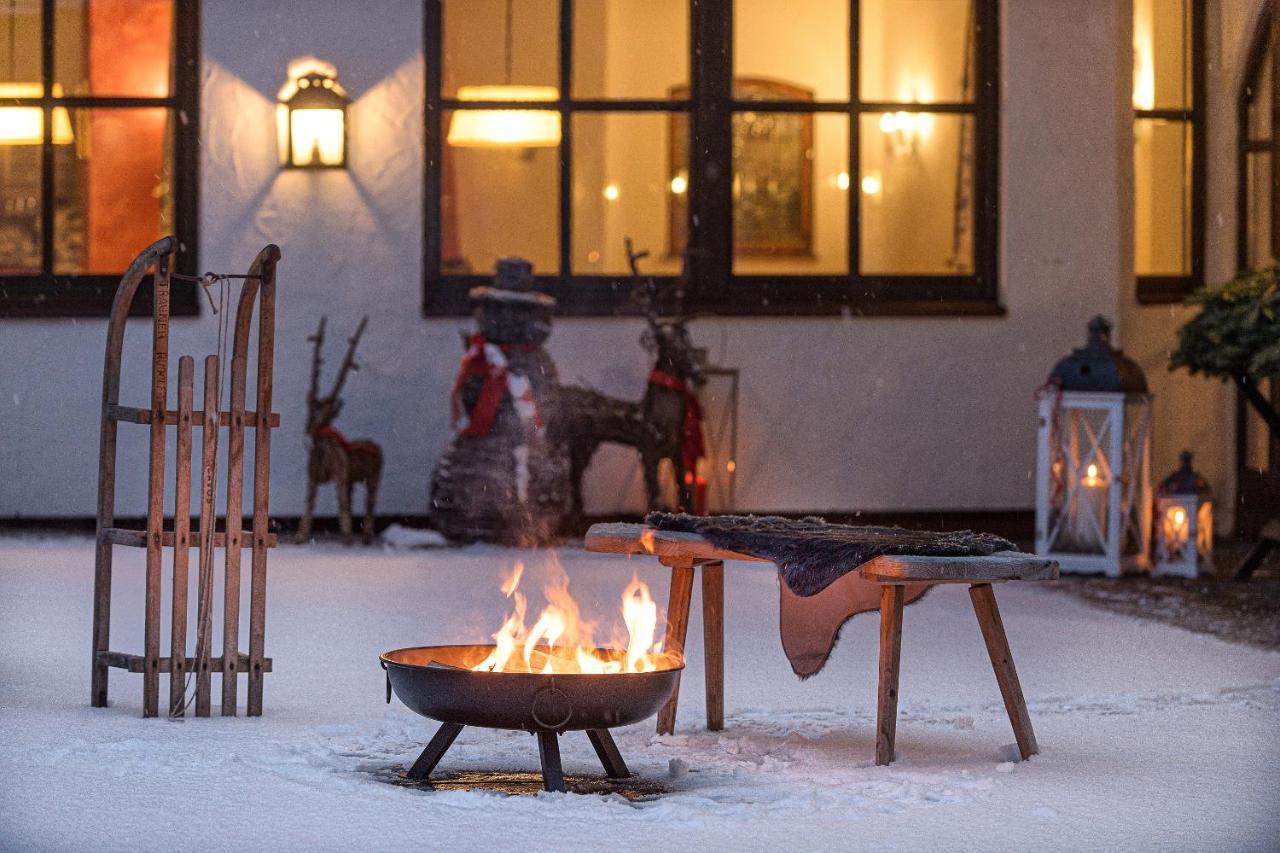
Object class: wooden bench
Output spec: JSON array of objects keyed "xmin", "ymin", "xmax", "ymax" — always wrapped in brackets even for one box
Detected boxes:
[{"xmin": 585, "ymin": 522, "xmax": 1059, "ymax": 765}]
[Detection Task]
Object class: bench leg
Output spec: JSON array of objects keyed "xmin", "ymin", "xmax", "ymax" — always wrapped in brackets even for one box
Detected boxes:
[
  {"xmin": 656, "ymin": 560, "xmax": 696, "ymax": 736},
  {"xmin": 702, "ymin": 560, "xmax": 725, "ymax": 731},
  {"xmin": 969, "ymin": 583, "xmax": 1038, "ymax": 760},
  {"xmin": 876, "ymin": 584, "xmax": 905, "ymax": 766}
]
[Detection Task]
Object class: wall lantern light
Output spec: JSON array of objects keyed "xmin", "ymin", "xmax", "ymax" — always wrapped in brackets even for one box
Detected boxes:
[
  {"xmin": 1035, "ymin": 316, "xmax": 1153, "ymax": 577},
  {"xmin": 0, "ymin": 83, "xmax": 73, "ymax": 146},
  {"xmin": 1153, "ymin": 451, "xmax": 1213, "ymax": 578},
  {"xmin": 277, "ymin": 57, "xmax": 348, "ymax": 168}
]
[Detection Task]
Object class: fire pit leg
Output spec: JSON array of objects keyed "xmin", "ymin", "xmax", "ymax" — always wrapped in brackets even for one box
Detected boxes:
[
  {"xmin": 536, "ymin": 731, "xmax": 566, "ymax": 793},
  {"xmin": 407, "ymin": 722, "xmax": 464, "ymax": 781},
  {"xmin": 586, "ymin": 728, "xmax": 631, "ymax": 779}
]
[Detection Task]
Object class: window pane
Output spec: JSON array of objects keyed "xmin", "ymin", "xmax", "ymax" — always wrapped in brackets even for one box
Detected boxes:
[
  {"xmin": 54, "ymin": 108, "xmax": 173, "ymax": 274},
  {"xmin": 734, "ymin": 0, "xmax": 849, "ymax": 102},
  {"xmin": 731, "ymin": 112, "xmax": 847, "ymax": 274},
  {"xmin": 859, "ymin": 112, "xmax": 974, "ymax": 274},
  {"xmin": 573, "ymin": 0, "xmax": 689, "ymax": 100},
  {"xmin": 0, "ymin": 0, "xmax": 41, "ymax": 85},
  {"xmin": 0, "ymin": 144, "xmax": 41, "ymax": 274},
  {"xmin": 1134, "ymin": 118, "xmax": 1190, "ymax": 276},
  {"xmin": 1246, "ymin": 151, "xmax": 1272, "ymax": 271},
  {"xmin": 859, "ymin": 0, "xmax": 975, "ymax": 104},
  {"xmin": 572, "ymin": 113, "xmax": 682, "ymax": 275},
  {"xmin": 1133, "ymin": 0, "xmax": 1190, "ymax": 111},
  {"xmin": 1248, "ymin": 55, "xmax": 1271, "ymax": 142},
  {"xmin": 443, "ymin": 0, "xmax": 558, "ymax": 99},
  {"xmin": 442, "ymin": 110, "xmax": 559, "ymax": 274},
  {"xmin": 56, "ymin": 0, "xmax": 173, "ymax": 97}
]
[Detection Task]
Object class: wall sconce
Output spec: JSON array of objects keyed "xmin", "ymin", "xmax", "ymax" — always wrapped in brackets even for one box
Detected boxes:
[
  {"xmin": 0, "ymin": 83, "xmax": 73, "ymax": 146},
  {"xmin": 277, "ymin": 58, "xmax": 349, "ymax": 168},
  {"xmin": 1153, "ymin": 451, "xmax": 1213, "ymax": 578},
  {"xmin": 878, "ymin": 111, "xmax": 932, "ymax": 155}
]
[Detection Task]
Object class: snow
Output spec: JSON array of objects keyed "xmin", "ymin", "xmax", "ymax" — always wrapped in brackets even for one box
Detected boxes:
[{"xmin": 2, "ymin": 536, "xmax": 1278, "ymax": 851}]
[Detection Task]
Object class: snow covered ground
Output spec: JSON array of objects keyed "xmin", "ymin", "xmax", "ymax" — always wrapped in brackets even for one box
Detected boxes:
[{"xmin": 2, "ymin": 536, "xmax": 1278, "ymax": 852}]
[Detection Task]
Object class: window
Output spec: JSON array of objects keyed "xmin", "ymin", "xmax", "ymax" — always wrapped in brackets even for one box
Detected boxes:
[
  {"xmin": 1133, "ymin": 0, "xmax": 1204, "ymax": 303},
  {"xmin": 1240, "ymin": 4, "xmax": 1273, "ymax": 273},
  {"xmin": 0, "ymin": 0, "xmax": 199, "ymax": 318},
  {"xmin": 424, "ymin": 0, "xmax": 999, "ymax": 317}
]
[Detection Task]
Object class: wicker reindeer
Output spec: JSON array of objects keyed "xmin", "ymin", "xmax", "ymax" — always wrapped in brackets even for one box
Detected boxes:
[
  {"xmin": 556, "ymin": 240, "xmax": 705, "ymax": 520},
  {"xmin": 296, "ymin": 316, "xmax": 384, "ymax": 545}
]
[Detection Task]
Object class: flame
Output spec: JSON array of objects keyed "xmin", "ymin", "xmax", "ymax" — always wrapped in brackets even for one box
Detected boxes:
[
  {"xmin": 640, "ymin": 528, "xmax": 656, "ymax": 554},
  {"xmin": 471, "ymin": 559, "xmax": 667, "ymax": 674}
]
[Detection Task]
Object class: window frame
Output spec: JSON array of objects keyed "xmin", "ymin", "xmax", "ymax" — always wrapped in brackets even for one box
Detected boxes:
[
  {"xmin": 1134, "ymin": 0, "xmax": 1206, "ymax": 305},
  {"xmin": 423, "ymin": 0, "xmax": 1001, "ymax": 318},
  {"xmin": 0, "ymin": 0, "xmax": 201, "ymax": 319},
  {"xmin": 1237, "ymin": 0, "xmax": 1272, "ymax": 274}
]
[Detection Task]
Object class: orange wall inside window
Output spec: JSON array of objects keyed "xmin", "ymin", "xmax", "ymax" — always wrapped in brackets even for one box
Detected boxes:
[{"xmin": 86, "ymin": 0, "xmax": 172, "ymax": 273}]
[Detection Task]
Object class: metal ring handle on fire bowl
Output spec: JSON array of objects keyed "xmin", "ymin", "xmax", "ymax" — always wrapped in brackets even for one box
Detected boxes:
[{"xmin": 530, "ymin": 683, "xmax": 574, "ymax": 731}]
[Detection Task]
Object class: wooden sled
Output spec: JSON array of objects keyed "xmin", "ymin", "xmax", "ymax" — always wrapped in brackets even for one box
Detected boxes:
[{"xmin": 91, "ymin": 236, "xmax": 281, "ymax": 717}]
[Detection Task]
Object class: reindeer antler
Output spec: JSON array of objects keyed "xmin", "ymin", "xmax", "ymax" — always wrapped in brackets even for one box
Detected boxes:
[
  {"xmin": 625, "ymin": 237, "xmax": 650, "ymax": 278},
  {"xmin": 328, "ymin": 316, "xmax": 369, "ymax": 402},
  {"xmin": 307, "ymin": 316, "xmax": 327, "ymax": 403}
]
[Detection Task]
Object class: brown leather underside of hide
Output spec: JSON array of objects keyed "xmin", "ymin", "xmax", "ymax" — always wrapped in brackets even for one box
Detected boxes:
[{"xmin": 779, "ymin": 573, "xmax": 930, "ymax": 678}]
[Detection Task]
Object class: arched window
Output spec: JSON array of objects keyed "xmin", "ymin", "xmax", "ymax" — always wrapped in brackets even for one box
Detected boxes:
[{"xmin": 1236, "ymin": 3, "xmax": 1280, "ymax": 538}]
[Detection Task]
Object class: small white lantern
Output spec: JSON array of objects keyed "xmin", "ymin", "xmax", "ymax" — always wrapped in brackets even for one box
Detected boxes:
[
  {"xmin": 1036, "ymin": 317, "xmax": 1153, "ymax": 576},
  {"xmin": 1153, "ymin": 451, "xmax": 1213, "ymax": 578}
]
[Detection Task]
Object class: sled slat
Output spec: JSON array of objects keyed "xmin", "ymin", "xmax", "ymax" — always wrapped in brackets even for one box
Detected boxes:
[
  {"xmin": 98, "ymin": 651, "xmax": 273, "ymax": 674},
  {"xmin": 194, "ymin": 355, "xmax": 220, "ymax": 718},
  {"xmin": 100, "ymin": 528, "xmax": 278, "ymax": 549},
  {"xmin": 222, "ymin": 355, "xmax": 248, "ymax": 716},
  {"xmin": 248, "ymin": 255, "xmax": 277, "ymax": 717},
  {"xmin": 169, "ymin": 356, "xmax": 195, "ymax": 717},
  {"xmin": 106, "ymin": 404, "xmax": 279, "ymax": 428}
]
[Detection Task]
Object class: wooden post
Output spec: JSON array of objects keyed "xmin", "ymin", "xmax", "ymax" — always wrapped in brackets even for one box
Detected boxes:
[
  {"xmin": 142, "ymin": 255, "xmax": 171, "ymax": 718},
  {"xmin": 195, "ymin": 355, "xmax": 220, "ymax": 717},
  {"xmin": 221, "ymin": 355, "xmax": 248, "ymax": 715},
  {"xmin": 969, "ymin": 583, "xmax": 1038, "ymax": 759},
  {"xmin": 169, "ymin": 356, "xmax": 194, "ymax": 717},
  {"xmin": 656, "ymin": 559, "xmax": 696, "ymax": 735},
  {"xmin": 876, "ymin": 584, "xmax": 905, "ymax": 766},
  {"xmin": 247, "ymin": 254, "xmax": 277, "ymax": 717},
  {"xmin": 701, "ymin": 560, "xmax": 725, "ymax": 731}
]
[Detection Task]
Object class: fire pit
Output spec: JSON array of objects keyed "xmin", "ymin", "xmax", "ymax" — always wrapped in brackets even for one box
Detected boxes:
[
  {"xmin": 381, "ymin": 564, "xmax": 683, "ymax": 793},
  {"xmin": 381, "ymin": 645, "xmax": 682, "ymax": 792}
]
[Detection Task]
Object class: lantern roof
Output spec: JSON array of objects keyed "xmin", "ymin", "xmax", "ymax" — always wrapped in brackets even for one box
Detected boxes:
[
  {"xmin": 1048, "ymin": 315, "xmax": 1148, "ymax": 393},
  {"xmin": 1158, "ymin": 450, "xmax": 1211, "ymax": 497},
  {"xmin": 469, "ymin": 257, "xmax": 556, "ymax": 308}
]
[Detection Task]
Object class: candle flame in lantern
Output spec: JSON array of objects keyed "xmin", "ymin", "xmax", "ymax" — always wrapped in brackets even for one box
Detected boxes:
[
  {"xmin": 1170, "ymin": 508, "xmax": 1187, "ymax": 527},
  {"xmin": 471, "ymin": 558, "xmax": 666, "ymax": 674}
]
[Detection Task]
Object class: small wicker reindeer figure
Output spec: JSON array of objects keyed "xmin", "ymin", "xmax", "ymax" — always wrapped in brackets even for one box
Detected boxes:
[{"xmin": 296, "ymin": 316, "xmax": 383, "ymax": 545}]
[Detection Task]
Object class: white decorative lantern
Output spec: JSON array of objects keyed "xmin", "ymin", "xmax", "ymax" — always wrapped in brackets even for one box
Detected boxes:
[
  {"xmin": 1153, "ymin": 451, "xmax": 1213, "ymax": 578},
  {"xmin": 1036, "ymin": 317, "xmax": 1153, "ymax": 576}
]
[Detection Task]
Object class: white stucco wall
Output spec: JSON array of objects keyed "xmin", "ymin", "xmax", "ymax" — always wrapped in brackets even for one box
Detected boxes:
[{"xmin": 0, "ymin": 0, "xmax": 1245, "ymax": 525}]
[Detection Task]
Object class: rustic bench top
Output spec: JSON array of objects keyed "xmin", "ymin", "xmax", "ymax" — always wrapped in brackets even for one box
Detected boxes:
[{"xmin": 584, "ymin": 522, "xmax": 1059, "ymax": 584}]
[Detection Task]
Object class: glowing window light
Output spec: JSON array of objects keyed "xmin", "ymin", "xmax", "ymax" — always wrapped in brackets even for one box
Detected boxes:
[
  {"xmin": 860, "ymin": 173, "xmax": 882, "ymax": 195},
  {"xmin": 669, "ymin": 172, "xmax": 688, "ymax": 195},
  {"xmin": 0, "ymin": 83, "xmax": 73, "ymax": 146},
  {"xmin": 602, "ymin": 183, "xmax": 620, "ymax": 201},
  {"xmin": 446, "ymin": 85, "xmax": 561, "ymax": 148}
]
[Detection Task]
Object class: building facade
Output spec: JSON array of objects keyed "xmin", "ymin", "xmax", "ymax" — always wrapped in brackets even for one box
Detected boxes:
[{"xmin": 0, "ymin": 1, "xmax": 1261, "ymax": 530}]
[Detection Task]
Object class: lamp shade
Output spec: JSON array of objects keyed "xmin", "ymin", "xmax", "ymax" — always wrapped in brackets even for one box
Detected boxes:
[
  {"xmin": 0, "ymin": 83, "xmax": 74, "ymax": 145},
  {"xmin": 446, "ymin": 85, "xmax": 561, "ymax": 148}
]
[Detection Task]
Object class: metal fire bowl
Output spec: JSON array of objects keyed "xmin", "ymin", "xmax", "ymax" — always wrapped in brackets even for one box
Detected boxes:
[{"xmin": 380, "ymin": 644, "xmax": 684, "ymax": 732}]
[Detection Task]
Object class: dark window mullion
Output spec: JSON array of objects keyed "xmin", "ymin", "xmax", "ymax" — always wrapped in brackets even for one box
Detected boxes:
[
  {"xmin": 40, "ymin": 0, "xmax": 55, "ymax": 277},
  {"xmin": 849, "ymin": 0, "xmax": 860, "ymax": 278},
  {"xmin": 559, "ymin": 0, "xmax": 571, "ymax": 279},
  {"xmin": 423, "ymin": 0, "xmax": 443, "ymax": 297}
]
